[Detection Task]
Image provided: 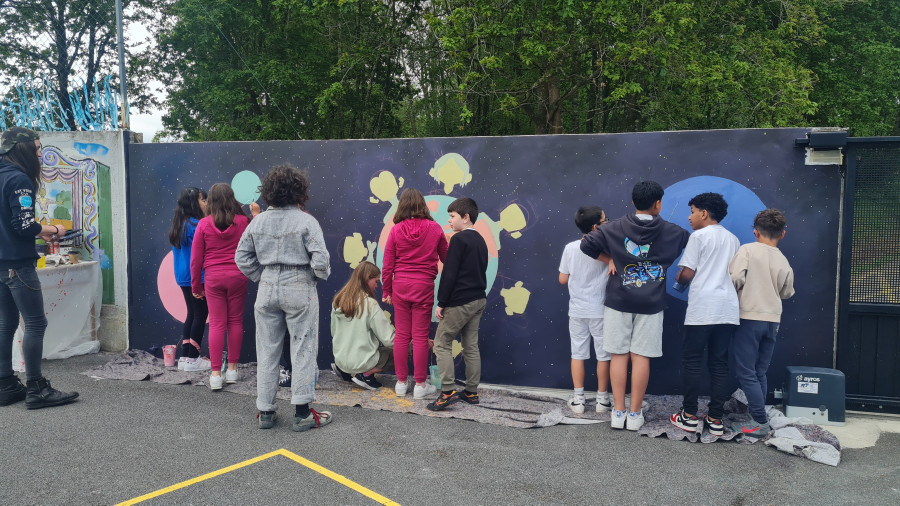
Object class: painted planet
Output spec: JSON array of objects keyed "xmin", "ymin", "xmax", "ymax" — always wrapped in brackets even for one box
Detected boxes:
[
  {"xmin": 375, "ymin": 194, "xmax": 500, "ymax": 319},
  {"xmin": 662, "ymin": 176, "xmax": 766, "ymax": 301},
  {"xmin": 231, "ymin": 170, "xmax": 262, "ymax": 205},
  {"xmin": 157, "ymin": 251, "xmax": 187, "ymax": 322}
]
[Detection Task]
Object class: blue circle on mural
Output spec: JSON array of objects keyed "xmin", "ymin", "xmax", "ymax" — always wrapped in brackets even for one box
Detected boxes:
[
  {"xmin": 231, "ymin": 170, "xmax": 262, "ymax": 204},
  {"xmin": 661, "ymin": 176, "xmax": 766, "ymax": 301}
]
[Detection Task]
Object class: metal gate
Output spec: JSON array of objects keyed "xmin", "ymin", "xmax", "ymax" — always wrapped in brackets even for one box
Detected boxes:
[{"xmin": 837, "ymin": 138, "xmax": 900, "ymax": 412}]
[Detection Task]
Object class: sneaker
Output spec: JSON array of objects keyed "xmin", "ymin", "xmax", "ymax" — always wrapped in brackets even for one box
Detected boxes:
[
  {"xmin": 330, "ymin": 363, "xmax": 353, "ymax": 382},
  {"xmin": 209, "ymin": 374, "xmax": 223, "ymax": 391},
  {"xmin": 426, "ymin": 390, "xmax": 460, "ymax": 411},
  {"xmin": 224, "ymin": 368, "xmax": 239, "ymax": 384},
  {"xmin": 395, "ymin": 379, "xmax": 409, "ymax": 397},
  {"xmin": 625, "ymin": 395, "xmax": 649, "ymax": 411},
  {"xmin": 610, "ymin": 409, "xmax": 626, "ymax": 429},
  {"xmin": 352, "ymin": 374, "xmax": 382, "ymax": 390},
  {"xmin": 459, "ymin": 390, "xmax": 480, "ymax": 404},
  {"xmin": 179, "ymin": 356, "xmax": 212, "ymax": 372},
  {"xmin": 413, "ymin": 382, "xmax": 437, "ymax": 399},
  {"xmin": 258, "ymin": 410, "xmax": 277, "ymax": 429},
  {"xmin": 279, "ymin": 367, "xmax": 291, "ymax": 388},
  {"xmin": 733, "ymin": 420, "xmax": 770, "ymax": 438},
  {"xmin": 705, "ymin": 415, "xmax": 725, "ymax": 437},
  {"xmin": 596, "ymin": 396, "xmax": 611, "ymax": 413},
  {"xmin": 293, "ymin": 409, "xmax": 333, "ymax": 432},
  {"xmin": 671, "ymin": 409, "xmax": 700, "ymax": 433},
  {"xmin": 0, "ymin": 375, "xmax": 27, "ymax": 406},
  {"xmin": 567, "ymin": 395, "xmax": 586, "ymax": 414},
  {"xmin": 24, "ymin": 377, "xmax": 78, "ymax": 409},
  {"xmin": 626, "ymin": 411, "xmax": 645, "ymax": 431}
]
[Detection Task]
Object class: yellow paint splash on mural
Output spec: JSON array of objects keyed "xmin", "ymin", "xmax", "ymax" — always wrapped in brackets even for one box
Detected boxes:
[
  {"xmin": 500, "ymin": 281, "xmax": 530, "ymax": 315},
  {"xmin": 430, "ymin": 153, "xmax": 473, "ymax": 194},
  {"xmin": 369, "ymin": 171, "xmax": 403, "ymax": 203},
  {"xmin": 499, "ymin": 204, "xmax": 526, "ymax": 239},
  {"xmin": 342, "ymin": 233, "xmax": 368, "ymax": 268},
  {"xmin": 452, "ymin": 340, "xmax": 463, "ymax": 358}
]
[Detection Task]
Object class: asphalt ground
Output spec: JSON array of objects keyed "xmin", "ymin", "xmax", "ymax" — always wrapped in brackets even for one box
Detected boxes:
[{"xmin": 2, "ymin": 353, "xmax": 899, "ymax": 505}]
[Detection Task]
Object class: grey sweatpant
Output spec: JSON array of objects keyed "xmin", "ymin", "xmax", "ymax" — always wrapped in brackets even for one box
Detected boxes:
[{"xmin": 255, "ymin": 268, "xmax": 319, "ymax": 411}]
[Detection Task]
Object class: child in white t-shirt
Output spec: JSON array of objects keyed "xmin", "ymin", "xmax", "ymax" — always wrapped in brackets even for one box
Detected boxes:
[
  {"xmin": 559, "ymin": 206, "xmax": 612, "ymax": 414},
  {"xmin": 670, "ymin": 193, "xmax": 740, "ymax": 437}
]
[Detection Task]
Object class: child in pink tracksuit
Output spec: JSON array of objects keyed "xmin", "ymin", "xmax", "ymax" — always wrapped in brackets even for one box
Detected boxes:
[
  {"xmin": 191, "ymin": 183, "xmax": 257, "ymax": 391},
  {"xmin": 382, "ymin": 188, "xmax": 448, "ymax": 400}
]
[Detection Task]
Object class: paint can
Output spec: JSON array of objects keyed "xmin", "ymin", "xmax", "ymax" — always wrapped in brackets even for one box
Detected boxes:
[{"xmin": 163, "ymin": 345, "xmax": 177, "ymax": 367}]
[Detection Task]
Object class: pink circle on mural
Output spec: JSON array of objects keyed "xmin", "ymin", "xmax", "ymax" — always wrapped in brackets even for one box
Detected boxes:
[{"xmin": 157, "ymin": 251, "xmax": 186, "ymax": 322}]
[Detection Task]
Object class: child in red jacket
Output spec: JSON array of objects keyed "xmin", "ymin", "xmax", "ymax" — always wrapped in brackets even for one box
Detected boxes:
[{"xmin": 381, "ymin": 188, "xmax": 448, "ymax": 399}]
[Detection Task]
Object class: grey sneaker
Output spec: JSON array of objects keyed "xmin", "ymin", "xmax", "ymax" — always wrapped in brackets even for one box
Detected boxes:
[
  {"xmin": 293, "ymin": 409, "xmax": 333, "ymax": 432},
  {"xmin": 733, "ymin": 420, "xmax": 770, "ymax": 438},
  {"xmin": 258, "ymin": 410, "xmax": 277, "ymax": 429}
]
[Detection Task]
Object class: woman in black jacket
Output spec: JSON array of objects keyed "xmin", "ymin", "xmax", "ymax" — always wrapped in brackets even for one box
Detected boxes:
[{"xmin": 0, "ymin": 127, "xmax": 78, "ymax": 409}]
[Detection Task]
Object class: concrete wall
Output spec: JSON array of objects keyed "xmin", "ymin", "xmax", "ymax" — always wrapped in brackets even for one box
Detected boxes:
[
  {"xmin": 39, "ymin": 130, "xmax": 131, "ymax": 351},
  {"xmin": 126, "ymin": 128, "xmax": 841, "ymax": 394}
]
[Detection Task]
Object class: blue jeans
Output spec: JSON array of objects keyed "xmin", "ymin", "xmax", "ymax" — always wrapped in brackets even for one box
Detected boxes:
[
  {"xmin": 0, "ymin": 265, "xmax": 47, "ymax": 381},
  {"xmin": 731, "ymin": 319, "xmax": 779, "ymax": 424}
]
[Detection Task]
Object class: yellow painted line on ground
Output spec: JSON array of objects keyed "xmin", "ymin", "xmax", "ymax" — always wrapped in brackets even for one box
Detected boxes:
[
  {"xmin": 116, "ymin": 448, "xmax": 399, "ymax": 506},
  {"xmin": 276, "ymin": 449, "xmax": 400, "ymax": 505}
]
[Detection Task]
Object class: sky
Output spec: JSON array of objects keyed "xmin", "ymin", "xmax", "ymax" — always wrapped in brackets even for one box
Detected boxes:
[{"xmin": 126, "ymin": 15, "xmax": 165, "ymax": 142}]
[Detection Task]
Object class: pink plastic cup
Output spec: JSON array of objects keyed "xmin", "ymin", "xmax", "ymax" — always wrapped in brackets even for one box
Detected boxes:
[{"xmin": 163, "ymin": 345, "xmax": 177, "ymax": 367}]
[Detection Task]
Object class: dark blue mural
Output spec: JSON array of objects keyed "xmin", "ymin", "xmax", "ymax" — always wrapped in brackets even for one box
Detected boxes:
[{"xmin": 126, "ymin": 128, "xmax": 840, "ymax": 395}]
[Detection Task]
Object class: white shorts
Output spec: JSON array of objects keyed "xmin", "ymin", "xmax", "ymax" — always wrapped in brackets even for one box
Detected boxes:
[
  {"xmin": 602, "ymin": 307, "xmax": 664, "ymax": 358},
  {"xmin": 569, "ymin": 317, "xmax": 610, "ymax": 361}
]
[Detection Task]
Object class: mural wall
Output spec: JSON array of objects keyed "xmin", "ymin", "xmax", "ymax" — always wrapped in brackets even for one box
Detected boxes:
[{"xmin": 126, "ymin": 128, "xmax": 841, "ymax": 394}]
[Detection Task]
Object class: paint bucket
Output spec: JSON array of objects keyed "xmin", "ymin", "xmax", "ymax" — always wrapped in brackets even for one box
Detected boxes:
[{"xmin": 163, "ymin": 345, "xmax": 177, "ymax": 367}]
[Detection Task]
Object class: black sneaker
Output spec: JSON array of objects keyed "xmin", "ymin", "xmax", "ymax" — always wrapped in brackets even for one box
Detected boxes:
[
  {"xmin": 670, "ymin": 409, "xmax": 699, "ymax": 432},
  {"xmin": 278, "ymin": 367, "xmax": 291, "ymax": 388},
  {"xmin": 459, "ymin": 390, "xmax": 480, "ymax": 404},
  {"xmin": 0, "ymin": 375, "xmax": 26, "ymax": 406},
  {"xmin": 352, "ymin": 373, "xmax": 383, "ymax": 390},
  {"xmin": 330, "ymin": 363, "xmax": 352, "ymax": 382},
  {"xmin": 705, "ymin": 415, "xmax": 725, "ymax": 436},
  {"xmin": 426, "ymin": 390, "xmax": 460, "ymax": 411},
  {"xmin": 25, "ymin": 377, "xmax": 78, "ymax": 409}
]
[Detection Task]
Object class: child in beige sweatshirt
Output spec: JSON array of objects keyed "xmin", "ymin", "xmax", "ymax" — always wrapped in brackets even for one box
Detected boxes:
[{"xmin": 729, "ymin": 209, "xmax": 795, "ymax": 438}]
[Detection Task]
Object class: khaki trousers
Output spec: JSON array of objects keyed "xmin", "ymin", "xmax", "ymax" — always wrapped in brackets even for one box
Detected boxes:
[{"xmin": 433, "ymin": 298, "xmax": 486, "ymax": 392}]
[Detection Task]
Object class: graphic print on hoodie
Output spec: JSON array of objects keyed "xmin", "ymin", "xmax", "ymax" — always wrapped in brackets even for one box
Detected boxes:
[{"xmin": 580, "ymin": 214, "xmax": 690, "ymax": 315}]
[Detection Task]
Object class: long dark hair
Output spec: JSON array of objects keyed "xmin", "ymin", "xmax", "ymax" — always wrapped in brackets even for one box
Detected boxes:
[
  {"xmin": 0, "ymin": 140, "xmax": 42, "ymax": 191},
  {"xmin": 207, "ymin": 183, "xmax": 246, "ymax": 230},
  {"xmin": 168, "ymin": 187, "xmax": 208, "ymax": 247},
  {"xmin": 393, "ymin": 188, "xmax": 433, "ymax": 224}
]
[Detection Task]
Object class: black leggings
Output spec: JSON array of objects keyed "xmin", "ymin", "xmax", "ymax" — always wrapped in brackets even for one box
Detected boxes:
[{"xmin": 180, "ymin": 286, "xmax": 209, "ymax": 358}]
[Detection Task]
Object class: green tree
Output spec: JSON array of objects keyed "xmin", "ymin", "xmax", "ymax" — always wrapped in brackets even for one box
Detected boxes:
[
  {"xmin": 0, "ymin": 0, "xmax": 154, "ymax": 129},
  {"xmin": 806, "ymin": 0, "xmax": 900, "ymax": 136}
]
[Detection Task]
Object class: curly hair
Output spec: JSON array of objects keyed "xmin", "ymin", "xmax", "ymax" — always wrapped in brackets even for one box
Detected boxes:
[
  {"xmin": 260, "ymin": 164, "xmax": 310, "ymax": 208},
  {"xmin": 688, "ymin": 192, "xmax": 728, "ymax": 223}
]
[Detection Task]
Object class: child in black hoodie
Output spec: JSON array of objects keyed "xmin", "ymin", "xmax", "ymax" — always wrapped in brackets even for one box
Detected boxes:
[{"xmin": 580, "ymin": 181, "xmax": 689, "ymax": 431}]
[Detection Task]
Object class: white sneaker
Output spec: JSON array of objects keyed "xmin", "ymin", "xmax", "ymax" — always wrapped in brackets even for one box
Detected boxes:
[
  {"xmin": 626, "ymin": 410, "xmax": 645, "ymax": 431},
  {"xmin": 209, "ymin": 374, "xmax": 224, "ymax": 391},
  {"xmin": 224, "ymin": 369, "xmax": 239, "ymax": 384},
  {"xmin": 395, "ymin": 379, "xmax": 409, "ymax": 397},
  {"xmin": 596, "ymin": 396, "xmax": 611, "ymax": 413},
  {"xmin": 567, "ymin": 396, "xmax": 586, "ymax": 414},
  {"xmin": 625, "ymin": 395, "xmax": 649, "ymax": 411},
  {"xmin": 611, "ymin": 409, "xmax": 626, "ymax": 429},
  {"xmin": 413, "ymin": 382, "xmax": 437, "ymax": 399},
  {"xmin": 180, "ymin": 357, "xmax": 211, "ymax": 372}
]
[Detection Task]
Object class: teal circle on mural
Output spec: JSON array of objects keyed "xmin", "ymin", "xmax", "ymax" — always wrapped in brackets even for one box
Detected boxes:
[{"xmin": 231, "ymin": 170, "xmax": 261, "ymax": 204}]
